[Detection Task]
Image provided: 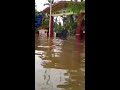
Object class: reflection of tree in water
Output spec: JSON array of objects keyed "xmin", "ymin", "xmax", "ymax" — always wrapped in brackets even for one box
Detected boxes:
[
  {"xmin": 41, "ymin": 39, "xmax": 85, "ymax": 90},
  {"xmin": 41, "ymin": 39, "xmax": 64, "ymax": 68},
  {"xmin": 39, "ymin": 69, "xmax": 54, "ymax": 90},
  {"xmin": 56, "ymin": 39, "xmax": 85, "ymax": 90},
  {"xmin": 35, "ymin": 36, "xmax": 85, "ymax": 90}
]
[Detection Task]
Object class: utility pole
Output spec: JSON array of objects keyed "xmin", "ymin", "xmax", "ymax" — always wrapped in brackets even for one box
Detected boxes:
[{"xmin": 49, "ymin": 3, "xmax": 52, "ymax": 37}]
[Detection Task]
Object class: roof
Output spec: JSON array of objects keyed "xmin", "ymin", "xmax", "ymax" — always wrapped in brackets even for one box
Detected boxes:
[
  {"xmin": 43, "ymin": 1, "xmax": 71, "ymax": 14},
  {"xmin": 36, "ymin": 25, "xmax": 49, "ymax": 30},
  {"xmin": 38, "ymin": 29, "xmax": 48, "ymax": 31},
  {"xmin": 43, "ymin": 1, "xmax": 85, "ymax": 14}
]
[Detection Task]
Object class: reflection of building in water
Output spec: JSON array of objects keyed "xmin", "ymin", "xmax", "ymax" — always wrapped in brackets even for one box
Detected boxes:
[
  {"xmin": 40, "ymin": 38, "xmax": 85, "ymax": 70},
  {"xmin": 35, "ymin": 55, "xmax": 85, "ymax": 90},
  {"xmin": 51, "ymin": 45, "xmax": 62, "ymax": 58},
  {"xmin": 35, "ymin": 67, "xmax": 69, "ymax": 90},
  {"xmin": 35, "ymin": 37, "xmax": 85, "ymax": 90}
]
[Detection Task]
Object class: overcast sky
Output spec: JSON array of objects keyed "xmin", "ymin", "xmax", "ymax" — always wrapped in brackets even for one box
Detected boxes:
[{"xmin": 35, "ymin": 0, "xmax": 63, "ymax": 12}]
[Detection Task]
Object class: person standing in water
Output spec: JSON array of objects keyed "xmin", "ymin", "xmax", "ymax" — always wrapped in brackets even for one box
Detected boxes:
[{"xmin": 61, "ymin": 28, "xmax": 68, "ymax": 40}]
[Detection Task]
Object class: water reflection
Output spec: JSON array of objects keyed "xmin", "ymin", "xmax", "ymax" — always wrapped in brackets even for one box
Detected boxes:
[{"xmin": 35, "ymin": 35, "xmax": 85, "ymax": 90}]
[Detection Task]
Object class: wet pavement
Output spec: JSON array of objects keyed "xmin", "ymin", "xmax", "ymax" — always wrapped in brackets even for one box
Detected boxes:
[{"xmin": 35, "ymin": 35, "xmax": 85, "ymax": 90}]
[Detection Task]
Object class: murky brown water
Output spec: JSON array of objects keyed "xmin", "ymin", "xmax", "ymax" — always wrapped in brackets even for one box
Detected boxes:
[{"xmin": 35, "ymin": 35, "xmax": 85, "ymax": 90}]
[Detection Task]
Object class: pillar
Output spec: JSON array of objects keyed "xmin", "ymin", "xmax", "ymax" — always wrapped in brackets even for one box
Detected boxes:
[
  {"xmin": 50, "ymin": 16, "xmax": 54, "ymax": 38},
  {"xmin": 80, "ymin": 20, "xmax": 84, "ymax": 39},
  {"xmin": 75, "ymin": 13, "xmax": 84, "ymax": 40},
  {"xmin": 76, "ymin": 21, "xmax": 82, "ymax": 40}
]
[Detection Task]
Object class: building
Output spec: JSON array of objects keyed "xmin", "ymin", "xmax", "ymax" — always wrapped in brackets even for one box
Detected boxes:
[{"xmin": 41, "ymin": 1, "xmax": 85, "ymax": 40}]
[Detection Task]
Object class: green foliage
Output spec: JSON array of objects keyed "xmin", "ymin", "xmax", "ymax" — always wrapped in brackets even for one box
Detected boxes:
[
  {"xmin": 48, "ymin": 0, "xmax": 54, "ymax": 4},
  {"xmin": 64, "ymin": 0, "xmax": 85, "ymax": 36},
  {"xmin": 54, "ymin": 22, "xmax": 62, "ymax": 33},
  {"xmin": 61, "ymin": 15, "xmax": 76, "ymax": 36},
  {"xmin": 68, "ymin": 0, "xmax": 85, "ymax": 15},
  {"xmin": 42, "ymin": 19, "xmax": 49, "ymax": 26},
  {"xmin": 42, "ymin": 13, "xmax": 49, "ymax": 26},
  {"xmin": 68, "ymin": 15, "xmax": 77, "ymax": 35}
]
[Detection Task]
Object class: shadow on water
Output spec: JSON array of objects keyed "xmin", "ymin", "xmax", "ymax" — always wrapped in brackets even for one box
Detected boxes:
[{"xmin": 35, "ymin": 35, "xmax": 85, "ymax": 90}]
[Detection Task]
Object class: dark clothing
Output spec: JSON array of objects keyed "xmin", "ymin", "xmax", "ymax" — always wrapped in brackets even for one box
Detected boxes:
[
  {"xmin": 61, "ymin": 29, "xmax": 68, "ymax": 40},
  {"xmin": 56, "ymin": 29, "xmax": 68, "ymax": 40}
]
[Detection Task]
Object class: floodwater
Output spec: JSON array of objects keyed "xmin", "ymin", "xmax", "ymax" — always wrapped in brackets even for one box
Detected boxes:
[{"xmin": 35, "ymin": 35, "xmax": 85, "ymax": 90}]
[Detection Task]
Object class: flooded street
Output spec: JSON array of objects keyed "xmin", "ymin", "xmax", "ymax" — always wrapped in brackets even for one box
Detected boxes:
[{"xmin": 35, "ymin": 35, "xmax": 85, "ymax": 90}]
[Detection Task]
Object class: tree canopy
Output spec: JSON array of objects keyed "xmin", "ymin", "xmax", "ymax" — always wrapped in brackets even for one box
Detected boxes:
[{"xmin": 68, "ymin": 0, "xmax": 85, "ymax": 15}]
